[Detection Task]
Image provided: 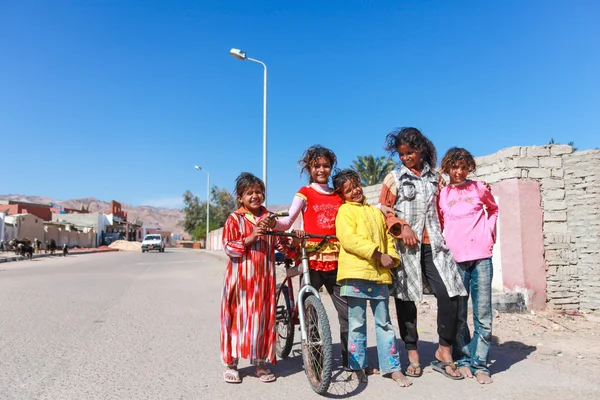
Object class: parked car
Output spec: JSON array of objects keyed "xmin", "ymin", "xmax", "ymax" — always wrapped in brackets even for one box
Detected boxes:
[{"xmin": 141, "ymin": 234, "xmax": 165, "ymax": 253}]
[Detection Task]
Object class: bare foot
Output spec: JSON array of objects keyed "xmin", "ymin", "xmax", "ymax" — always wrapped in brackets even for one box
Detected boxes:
[
  {"xmin": 459, "ymin": 366, "xmax": 473, "ymax": 378},
  {"xmin": 476, "ymin": 372, "xmax": 493, "ymax": 384},
  {"xmin": 388, "ymin": 371, "xmax": 412, "ymax": 387},
  {"xmin": 434, "ymin": 347, "xmax": 461, "ymax": 378},
  {"xmin": 350, "ymin": 369, "xmax": 367, "ymax": 383},
  {"xmin": 365, "ymin": 366, "xmax": 380, "ymax": 375}
]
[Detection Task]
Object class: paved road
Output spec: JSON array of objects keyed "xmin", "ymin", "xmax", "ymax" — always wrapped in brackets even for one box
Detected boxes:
[{"xmin": 1, "ymin": 249, "xmax": 598, "ymax": 400}]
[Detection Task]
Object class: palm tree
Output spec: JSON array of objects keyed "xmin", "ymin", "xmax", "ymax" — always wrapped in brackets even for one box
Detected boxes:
[{"xmin": 351, "ymin": 155, "xmax": 397, "ymax": 186}]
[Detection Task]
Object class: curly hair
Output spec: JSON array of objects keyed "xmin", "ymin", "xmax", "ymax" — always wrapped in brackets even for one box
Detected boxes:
[
  {"xmin": 384, "ymin": 127, "xmax": 437, "ymax": 168},
  {"xmin": 332, "ymin": 169, "xmax": 361, "ymax": 193},
  {"xmin": 439, "ymin": 147, "xmax": 477, "ymax": 174},
  {"xmin": 298, "ymin": 145, "xmax": 338, "ymax": 183},
  {"xmin": 234, "ymin": 172, "xmax": 265, "ymax": 204}
]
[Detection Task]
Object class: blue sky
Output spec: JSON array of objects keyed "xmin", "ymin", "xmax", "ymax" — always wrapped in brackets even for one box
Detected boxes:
[{"xmin": 1, "ymin": 1, "xmax": 598, "ymax": 208}]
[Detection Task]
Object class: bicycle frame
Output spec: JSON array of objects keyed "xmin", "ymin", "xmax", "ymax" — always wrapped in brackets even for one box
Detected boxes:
[{"xmin": 296, "ymin": 237, "xmax": 321, "ymax": 342}]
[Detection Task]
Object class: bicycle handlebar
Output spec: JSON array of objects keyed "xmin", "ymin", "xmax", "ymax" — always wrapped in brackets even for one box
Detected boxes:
[{"xmin": 264, "ymin": 231, "xmax": 337, "ymax": 240}]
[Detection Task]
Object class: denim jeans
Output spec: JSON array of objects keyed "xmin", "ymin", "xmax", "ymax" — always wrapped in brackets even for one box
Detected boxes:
[
  {"xmin": 453, "ymin": 258, "xmax": 493, "ymax": 376},
  {"xmin": 347, "ymin": 288, "xmax": 401, "ymax": 374}
]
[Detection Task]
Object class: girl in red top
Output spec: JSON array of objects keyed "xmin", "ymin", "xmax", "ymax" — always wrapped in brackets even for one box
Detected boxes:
[{"xmin": 272, "ymin": 145, "xmax": 350, "ymax": 369}]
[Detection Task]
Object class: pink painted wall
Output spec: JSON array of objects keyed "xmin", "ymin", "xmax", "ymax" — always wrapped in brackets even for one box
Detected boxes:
[{"xmin": 494, "ymin": 179, "xmax": 547, "ymax": 309}]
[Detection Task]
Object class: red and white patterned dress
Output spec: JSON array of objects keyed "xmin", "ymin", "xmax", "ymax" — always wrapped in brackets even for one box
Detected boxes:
[{"xmin": 220, "ymin": 206, "xmax": 296, "ymax": 365}]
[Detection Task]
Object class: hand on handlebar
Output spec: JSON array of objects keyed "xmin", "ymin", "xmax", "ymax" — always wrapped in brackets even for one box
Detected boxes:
[{"xmin": 292, "ymin": 229, "xmax": 305, "ymax": 238}]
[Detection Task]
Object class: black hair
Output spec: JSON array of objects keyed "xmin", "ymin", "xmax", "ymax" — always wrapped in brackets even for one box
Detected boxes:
[
  {"xmin": 440, "ymin": 147, "xmax": 477, "ymax": 174},
  {"xmin": 234, "ymin": 172, "xmax": 265, "ymax": 205},
  {"xmin": 332, "ymin": 169, "xmax": 361, "ymax": 193},
  {"xmin": 384, "ymin": 127, "xmax": 437, "ymax": 168},
  {"xmin": 298, "ymin": 145, "xmax": 338, "ymax": 183}
]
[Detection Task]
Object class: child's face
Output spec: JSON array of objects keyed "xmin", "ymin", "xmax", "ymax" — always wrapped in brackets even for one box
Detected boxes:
[
  {"xmin": 310, "ymin": 157, "xmax": 332, "ymax": 184},
  {"xmin": 340, "ymin": 179, "xmax": 364, "ymax": 203},
  {"xmin": 448, "ymin": 160, "xmax": 470, "ymax": 184},
  {"xmin": 238, "ymin": 184, "xmax": 264, "ymax": 214},
  {"xmin": 398, "ymin": 144, "xmax": 423, "ymax": 170}
]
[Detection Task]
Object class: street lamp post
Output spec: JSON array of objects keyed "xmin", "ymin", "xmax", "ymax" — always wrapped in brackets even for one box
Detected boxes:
[
  {"xmin": 229, "ymin": 48, "xmax": 268, "ymax": 206},
  {"xmin": 194, "ymin": 166, "xmax": 210, "ymax": 250}
]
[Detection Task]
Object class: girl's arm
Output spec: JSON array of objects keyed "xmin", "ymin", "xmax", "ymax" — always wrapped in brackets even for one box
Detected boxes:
[
  {"xmin": 377, "ymin": 174, "xmax": 409, "ymax": 238},
  {"xmin": 478, "ymin": 181, "xmax": 499, "ymax": 241},
  {"xmin": 273, "ymin": 195, "xmax": 306, "ymax": 231},
  {"xmin": 222, "ymin": 215, "xmax": 245, "ymax": 258},
  {"xmin": 335, "ymin": 205, "xmax": 378, "ymax": 260},
  {"xmin": 274, "ymin": 235, "xmax": 299, "ymax": 261}
]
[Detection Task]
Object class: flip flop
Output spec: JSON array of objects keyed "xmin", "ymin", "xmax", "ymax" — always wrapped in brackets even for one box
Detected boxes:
[
  {"xmin": 223, "ymin": 368, "xmax": 241, "ymax": 384},
  {"xmin": 255, "ymin": 367, "xmax": 276, "ymax": 383},
  {"xmin": 405, "ymin": 362, "xmax": 423, "ymax": 378},
  {"xmin": 430, "ymin": 359, "xmax": 464, "ymax": 380}
]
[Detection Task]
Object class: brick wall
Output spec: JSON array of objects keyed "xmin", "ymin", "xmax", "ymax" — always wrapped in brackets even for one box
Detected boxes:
[{"xmin": 471, "ymin": 144, "xmax": 600, "ymax": 312}]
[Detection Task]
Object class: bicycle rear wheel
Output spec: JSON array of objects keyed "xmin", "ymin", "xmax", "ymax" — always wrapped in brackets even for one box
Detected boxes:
[
  {"xmin": 301, "ymin": 295, "xmax": 333, "ymax": 395},
  {"xmin": 275, "ymin": 283, "xmax": 295, "ymax": 359}
]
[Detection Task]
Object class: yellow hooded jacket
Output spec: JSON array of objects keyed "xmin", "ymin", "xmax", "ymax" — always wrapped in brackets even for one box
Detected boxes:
[{"xmin": 335, "ymin": 198, "xmax": 400, "ymax": 284}]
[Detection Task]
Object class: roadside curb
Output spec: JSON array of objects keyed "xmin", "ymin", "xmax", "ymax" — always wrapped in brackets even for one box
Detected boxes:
[{"xmin": 0, "ymin": 249, "xmax": 120, "ymax": 264}]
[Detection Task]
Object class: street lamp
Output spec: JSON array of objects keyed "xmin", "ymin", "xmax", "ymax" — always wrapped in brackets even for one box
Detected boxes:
[
  {"xmin": 229, "ymin": 47, "xmax": 268, "ymax": 206},
  {"xmin": 194, "ymin": 166, "xmax": 210, "ymax": 250}
]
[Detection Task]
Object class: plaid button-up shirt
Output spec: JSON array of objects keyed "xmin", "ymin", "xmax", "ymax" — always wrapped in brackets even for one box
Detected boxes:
[{"xmin": 380, "ymin": 164, "xmax": 467, "ymax": 301}]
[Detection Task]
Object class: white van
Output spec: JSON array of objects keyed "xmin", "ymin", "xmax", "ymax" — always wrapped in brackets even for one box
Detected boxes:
[{"xmin": 141, "ymin": 234, "xmax": 165, "ymax": 253}]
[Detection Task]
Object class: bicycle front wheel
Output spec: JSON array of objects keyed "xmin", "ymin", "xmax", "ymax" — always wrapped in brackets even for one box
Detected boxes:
[
  {"xmin": 275, "ymin": 283, "xmax": 295, "ymax": 359},
  {"xmin": 301, "ymin": 295, "xmax": 333, "ymax": 395}
]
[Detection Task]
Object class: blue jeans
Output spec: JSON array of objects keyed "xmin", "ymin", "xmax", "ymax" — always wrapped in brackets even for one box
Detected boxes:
[
  {"xmin": 347, "ymin": 290, "xmax": 401, "ymax": 374},
  {"xmin": 453, "ymin": 258, "xmax": 493, "ymax": 376}
]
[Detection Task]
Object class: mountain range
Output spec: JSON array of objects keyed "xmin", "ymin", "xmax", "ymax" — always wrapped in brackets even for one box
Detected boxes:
[{"xmin": 0, "ymin": 194, "xmax": 185, "ymax": 235}]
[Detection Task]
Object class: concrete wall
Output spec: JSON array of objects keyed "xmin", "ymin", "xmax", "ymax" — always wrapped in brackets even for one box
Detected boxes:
[{"xmin": 44, "ymin": 226, "xmax": 96, "ymax": 248}]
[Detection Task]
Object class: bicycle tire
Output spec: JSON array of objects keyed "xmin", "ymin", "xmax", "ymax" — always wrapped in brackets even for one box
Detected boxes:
[
  {"xmin": 301, "ymin": 295, "xmax": 333, "ymax": 395},
  {"xmin": 275, "ymin": 283, "xmax": 295, "ymax": 359}
]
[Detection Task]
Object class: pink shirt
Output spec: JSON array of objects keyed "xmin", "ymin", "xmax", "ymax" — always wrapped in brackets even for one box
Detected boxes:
[{"xmin": 438, "ymin": 180, "xmax": 498, "ymax": 263}]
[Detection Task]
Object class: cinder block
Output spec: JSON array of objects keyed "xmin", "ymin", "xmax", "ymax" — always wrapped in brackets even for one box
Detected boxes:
[
  {"xmin": 551, "ymin": 168, "xmax": 564, "ymax": 178},
  {"xmin": 539, "ymin": 157, "xmax": 563, "ymax": 168},
  {"xmin": 498, "ymin": 146, "xmax": 522, "ymax": 158},
  {"xmin": 527, "ymin": 146, "xmax": 551, "ymax": 157},
  {"xmin": 514, "ymin": 157, "xmax": 539, "ymax": 168},
  {"xmin": 544, "ymin": 211, "xmax": 567, "ymax": 222},
  {"xmin": 543, "ymin": 222, "xmax": 569, "ymax": 233},
  {"xmin": 528, "ymin": 168, "xmax": 552, "ymax": 179},
  {"xmin": 543, "ymin": 189, "xmax": 565, "ymax": 200},
  {"xmin": 550, "ymin": 145, "xmax": 573, "ymax": 155},
  {"xmin": 543, "ymin": 200, "xmax": 567, "ymax": 210},
  {"xmin": 541, "ymin": 178, "xmax": 565, "ymax": 189}
]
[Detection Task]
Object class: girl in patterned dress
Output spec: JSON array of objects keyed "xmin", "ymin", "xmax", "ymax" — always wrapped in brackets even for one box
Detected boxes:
[
  {"xmin": 221, "ymin": 173, "xmax": 299, "ymax": 384},
  {"xmin": 377, "ymin": 127, "xmax": 467, "ymax": 380},
  {"xmin": 271, "ymin": 145, "xmax": 351, "ymax": 370}
]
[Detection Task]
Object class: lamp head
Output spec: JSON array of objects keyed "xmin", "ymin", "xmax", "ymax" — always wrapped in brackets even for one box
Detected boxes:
[
  {"xmin": 229, "ymin": 48, "xmax": 247, "ymax": 60},
  {"xmin": 194, "ymin": 166, "xmax": 201, "ymax": 170}
]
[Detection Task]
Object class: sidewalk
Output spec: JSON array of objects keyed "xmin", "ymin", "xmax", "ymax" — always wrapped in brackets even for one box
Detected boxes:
[{"xmin": 0, "ymin": 247, "xmax": 119, "ymax": 263}]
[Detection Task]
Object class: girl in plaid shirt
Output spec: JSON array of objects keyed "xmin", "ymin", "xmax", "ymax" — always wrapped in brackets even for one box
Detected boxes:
[{"xmin": 377, "ymin": 127, "xmax": 467, "ymax": 380}]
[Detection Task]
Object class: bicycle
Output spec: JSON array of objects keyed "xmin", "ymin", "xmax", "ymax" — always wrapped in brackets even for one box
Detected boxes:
[{"xmin": 266, "ymin": 224, "xmax": 335, "ymax": 395}]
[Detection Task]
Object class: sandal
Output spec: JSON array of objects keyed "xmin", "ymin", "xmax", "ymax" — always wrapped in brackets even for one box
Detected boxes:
[
  {"xmin": 430, "ymin": 359, "xmax": 464, "ymax": 380},
  {"xmin": 405, "ymin": 362, "xmax": 422, "ymax": 378},
  {"xmin": 223, "ymin": 368, "xmax": 241, "ymax": 384},
  {"xmin": 255, "ymin": 367, "xmax": 276, "ymax": 383}
]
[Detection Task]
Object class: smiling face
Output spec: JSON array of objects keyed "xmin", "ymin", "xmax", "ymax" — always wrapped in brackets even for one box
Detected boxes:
[
  {"xmin": 398, "ymin": 144, "xmax": 423, "ymax": 171},
  {"xmin": 310, "ymin": 157, "xmax": 332, "ymax": 184},
  {"xmin": 448, "ymin": 160, "xmax": 470, "ymax": 184},
  {"xmin": 238, "ymin": 184, "xmax": 264, "ymax": 215},
  {"xmin": 340, "ymin": 179, "xmax": 364, "ymax": 203}
]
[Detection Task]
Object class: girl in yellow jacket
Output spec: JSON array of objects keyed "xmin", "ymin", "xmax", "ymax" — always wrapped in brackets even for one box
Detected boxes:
[{"xmin": 333, "ymin": 170, "xmax": 412, "ymax": 388}]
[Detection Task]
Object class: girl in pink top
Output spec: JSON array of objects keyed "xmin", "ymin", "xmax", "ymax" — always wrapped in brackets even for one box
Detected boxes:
[{"xmin": 438, "ymin": 147, "xmax": 498, "ymax": 384}]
